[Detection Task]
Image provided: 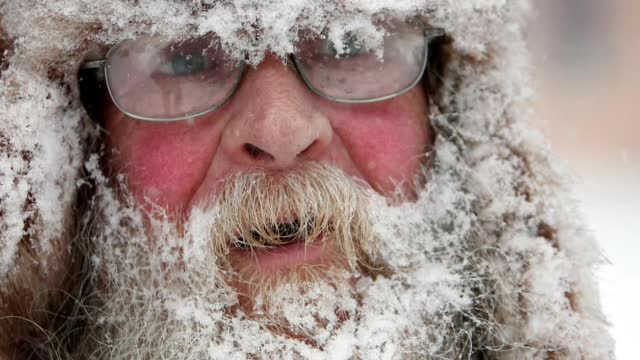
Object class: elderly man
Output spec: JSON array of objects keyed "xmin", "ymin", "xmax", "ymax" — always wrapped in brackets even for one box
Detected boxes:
[{"xmin": 0, "ymin": 1, "xmax": 613, "ymax": 359}]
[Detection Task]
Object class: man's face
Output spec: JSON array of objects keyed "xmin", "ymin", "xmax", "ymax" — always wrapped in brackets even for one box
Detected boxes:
[
  {"xmin": 103, "ymin": 54, "xmax": 432, "ymax": 280},
  {"xmin": 81, "ymin": 31, "xmax": 468, "ymax": 360}
]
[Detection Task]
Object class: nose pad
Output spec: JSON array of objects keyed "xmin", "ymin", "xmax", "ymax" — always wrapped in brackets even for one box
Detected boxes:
[{"xmin": 221, "ymin": 55, "xmax": 333, "ymax": 169}]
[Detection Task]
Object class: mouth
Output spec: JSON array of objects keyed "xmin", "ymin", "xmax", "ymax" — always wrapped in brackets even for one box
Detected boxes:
[
  {"xmin": 230, "ymin": 220, "xmax": 331, "ymax": 272},
  {"xmin": 234, "ymin": 220, "xmax": 308, "ymax": 249}
]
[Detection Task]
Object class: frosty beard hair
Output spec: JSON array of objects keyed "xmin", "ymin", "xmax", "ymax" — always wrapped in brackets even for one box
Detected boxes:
[
  {"xmin": 196, "ymin": 163, "xmax": 387, "ymax": 315},
  {"xmin": 76, "ymin": 160, "xmax": 471, "ymax": 359},
  {"xmin": 78, "ymin": 163, "xmax": 380, "ymax": 358}
]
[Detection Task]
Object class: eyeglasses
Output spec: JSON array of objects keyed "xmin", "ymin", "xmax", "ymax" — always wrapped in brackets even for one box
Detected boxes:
[{"xmin": 81, "ymin": 24, "xmax": 445, "ymax": 122}]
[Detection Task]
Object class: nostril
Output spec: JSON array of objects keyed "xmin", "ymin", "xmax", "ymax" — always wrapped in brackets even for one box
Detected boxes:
[
  {"xmin": 298, "ymin": 140, "xmax": 318, "ymax": 158},
  {"xmin": 244, "ymin": 143, "xmax": 275, "ymax": 162}
]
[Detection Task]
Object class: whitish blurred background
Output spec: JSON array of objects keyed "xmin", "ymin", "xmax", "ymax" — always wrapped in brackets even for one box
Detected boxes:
[{"xmin": 529, "ymin": 0, "xmax": 638, "ymax": 358}]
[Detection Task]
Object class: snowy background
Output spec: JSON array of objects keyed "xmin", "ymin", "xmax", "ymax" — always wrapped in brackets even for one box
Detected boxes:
[{"xmin": 531, "ymin": 1, "xmax": 639, "ymax": 358}]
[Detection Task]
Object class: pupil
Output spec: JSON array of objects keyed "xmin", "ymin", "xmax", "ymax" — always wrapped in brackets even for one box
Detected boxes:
[{"xmin": 171, "ymin": 53, "xmax": 206, "ymax": 75}]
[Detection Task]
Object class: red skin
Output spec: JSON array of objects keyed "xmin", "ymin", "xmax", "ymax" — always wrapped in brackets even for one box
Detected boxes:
[{"xmin": 103, "ymin": 54, "xmax": 432, "ymax": 273}]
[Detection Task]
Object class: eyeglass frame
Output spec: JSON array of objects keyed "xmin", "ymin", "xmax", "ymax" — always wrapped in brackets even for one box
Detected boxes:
[{"xmin": 80, "ymin": 28, "xmax": 446, "ymax": 123}]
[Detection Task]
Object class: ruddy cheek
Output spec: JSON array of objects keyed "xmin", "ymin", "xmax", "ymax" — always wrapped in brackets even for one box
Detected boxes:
[
  {"xmin": 107, "ymin": 119, "xmax": 221, "ymax": 214},
  {"xmin": 355, "ymin": 120, "xmax": 428, "ymax": 192},
  {"xmin": 329, "ymin": 94, "xmax": 430, "ymax": 194}
]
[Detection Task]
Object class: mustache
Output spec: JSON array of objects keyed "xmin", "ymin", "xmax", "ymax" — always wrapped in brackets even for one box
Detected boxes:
[{"xmin": 206, "ymin": 162, "xmax": 376, "ymax": 268}]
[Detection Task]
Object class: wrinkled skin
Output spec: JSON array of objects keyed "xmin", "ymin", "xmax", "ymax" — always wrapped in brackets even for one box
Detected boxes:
[
  {"xmin": 96, "ymin": 54, "xmax": 436, "ymax": 352},
  {"xmin": 104, "ymin": 55, "xmax": 432, "ymax": 219}
]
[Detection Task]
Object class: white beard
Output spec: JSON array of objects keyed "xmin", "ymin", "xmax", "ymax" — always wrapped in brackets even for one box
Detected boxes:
[{"xmin": 76, "ymin": 155, "xmax": 485, "ymax": 359}]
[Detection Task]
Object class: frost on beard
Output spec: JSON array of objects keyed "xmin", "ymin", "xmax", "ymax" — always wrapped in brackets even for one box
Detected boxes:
[{"xmin": 81, "ymin": 148, "xmax": 477, "ymax": 359}]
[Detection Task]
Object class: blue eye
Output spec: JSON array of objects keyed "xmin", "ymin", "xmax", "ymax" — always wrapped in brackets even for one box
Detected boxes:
[{"xmin": 169, "ymin": 53, "xmax": 209, "ymax": 76}]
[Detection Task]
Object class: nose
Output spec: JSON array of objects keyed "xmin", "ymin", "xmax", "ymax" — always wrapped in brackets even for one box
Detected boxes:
[{"xmin": 220, "ymin": 55, "xmax": 333, "ymax": 170}]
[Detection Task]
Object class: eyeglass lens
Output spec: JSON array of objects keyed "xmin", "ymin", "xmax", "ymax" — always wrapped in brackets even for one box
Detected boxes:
[
  {"xmin": 106, "ymin": 34, "xmax": 243, "ymax": 120},
  {"xmin": 105, "ymin": 22, "xmax": 432, "ymax": 121},
  {"xmin": 294, "ymin": 23, "xmax": 427, "ymax": 101}
]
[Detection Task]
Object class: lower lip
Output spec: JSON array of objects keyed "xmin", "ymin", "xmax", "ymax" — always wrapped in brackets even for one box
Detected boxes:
[{"xmin": 231, "ymin": 236, "xmax": 329, "ymax": 272}]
